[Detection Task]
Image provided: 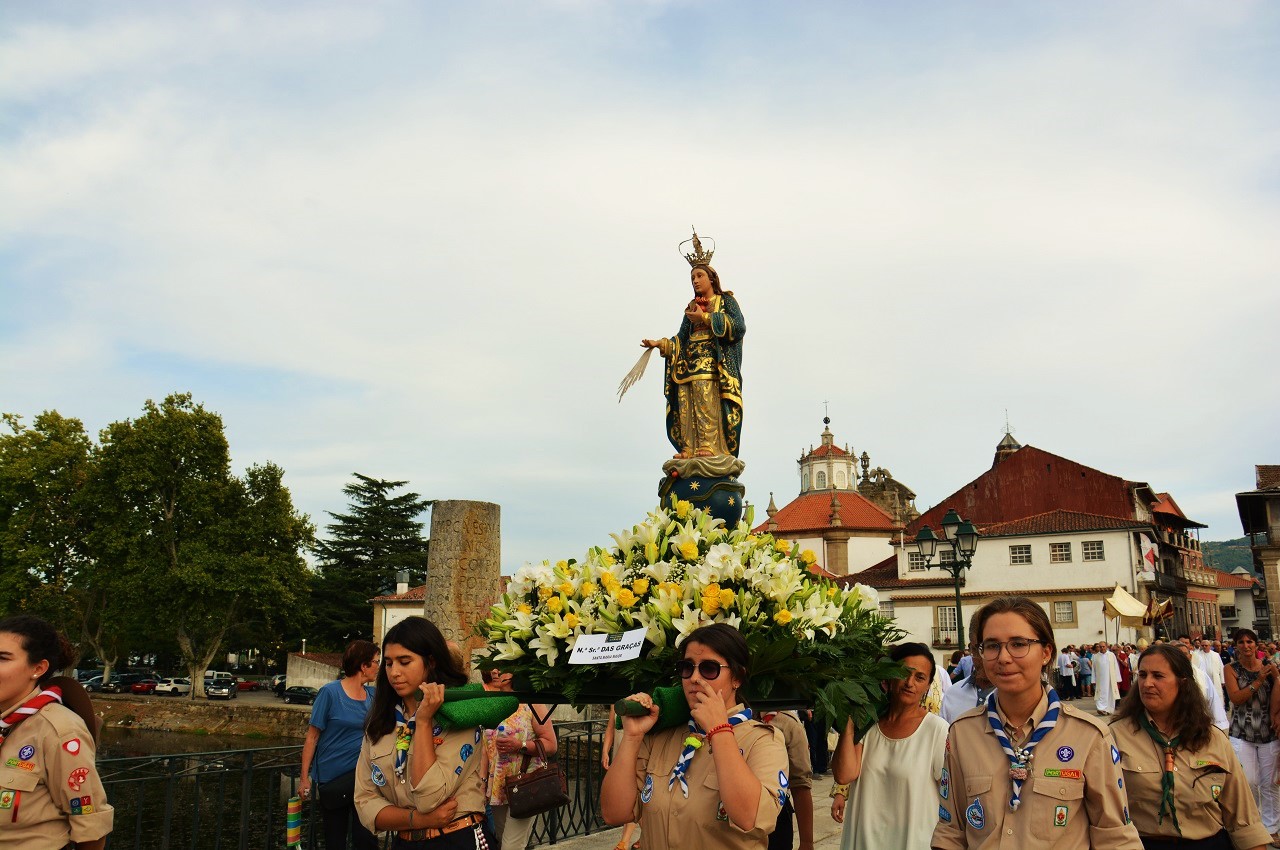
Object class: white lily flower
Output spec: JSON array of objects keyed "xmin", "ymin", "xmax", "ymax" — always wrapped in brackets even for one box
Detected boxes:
[
  {"xmin": 529, "ymin": 627, "xmax": 560, "ymax": 666},
  {"xmin": 492, "ymin": 638, "xmax": 528, "ymax": 661}
]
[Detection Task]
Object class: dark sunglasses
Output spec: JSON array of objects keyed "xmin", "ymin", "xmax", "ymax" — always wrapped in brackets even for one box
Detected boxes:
[{"xmin": 676, "ymin": 660, "xmax": 730, "ymax": 680}]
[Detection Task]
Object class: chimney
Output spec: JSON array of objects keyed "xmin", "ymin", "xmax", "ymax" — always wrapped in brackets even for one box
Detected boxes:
[{"xmin": 396, "ymin": 570, "xmax": 410, "ymax": 596}]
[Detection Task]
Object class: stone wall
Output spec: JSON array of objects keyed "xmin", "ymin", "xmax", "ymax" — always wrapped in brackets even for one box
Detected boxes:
[
  {"xmin": 94, "ymin": 696, "xmax": 311, "ymax": 739},
  {"xmin": 286, "ymin": 652, "xmax": 341, "ymax": 689}
]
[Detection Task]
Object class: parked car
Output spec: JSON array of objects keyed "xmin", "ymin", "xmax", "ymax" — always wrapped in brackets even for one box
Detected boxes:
[
  {"xmin": 281, "ymin": 686, "xmax": 318, "ymax": 705},
  {"xmin": 235, "ymin": 677, "xmax": 260, "ymax": 691},
  {"xmin": 205, "ymin": 679, "xmax": 238, "ymax": 700},
  {"xmin": 101, "ymin": 674, "xmax": 146, "ymax": 694},
  {"xmin": 272, "ymin": 675, "xmax": 287, "ymax": 698},
  {"xmin": 130, "ymin": 679, "xmax": 159, "ymax": 695},
  {"xmin": 154, "ymin": 678, "xmax": 192, "ymax": 696},
  {"xmin": 82, "ymin": 676, "xmax": 104, "ymax": 692}
]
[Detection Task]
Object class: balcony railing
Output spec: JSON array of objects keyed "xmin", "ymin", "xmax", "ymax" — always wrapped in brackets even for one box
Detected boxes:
[
  {"xmin": 100, "ymin": 720, "xmax": 609, "ymax": 850},
  {"xmin": 932, "ymin": 626, "xmax": 959, "ymax": 648}
]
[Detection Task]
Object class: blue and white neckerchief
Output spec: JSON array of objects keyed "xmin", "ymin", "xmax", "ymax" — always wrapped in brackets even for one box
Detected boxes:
[
  {"xmin": 669, "ymin": 707, "xmax": 752, "ymax": 798},
  {"xmin": 986, "ymin": 688, "xmax": 1060, "ymax": 811},
  {"xmin": 393, "ymin": 702, "xmax": 416, "ymax": 780}
]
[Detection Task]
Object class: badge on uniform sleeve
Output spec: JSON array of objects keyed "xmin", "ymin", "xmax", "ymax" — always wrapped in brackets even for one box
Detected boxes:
[
  {"xmin": 62, "ymin": 739, "xmax": 81, "ymax": 756},
  {"xmin": 940, "ymin": 768, "xmax": 950, "ymax": 800},
  {"xmin": 1212, "ymin": 784, "xmax": 1222, "ymax": 801},
  {"xmin": 1111, "ymin": 744, "xmax": 1121, "ymax": 764},
  {"xmin": 640, "ymin": 774, "xmax": 653, "ymax": 804},
  {"xmin": 370, "ymin": 764, "xmax": 386, "ymax": 787},
  {"xmin": 0, "ymin": 790, "xmax": 14, "ymax": 809},
  {"xmin": 67, "ymin": 767, "xmax": 89, "ymax": 791},
  {"xmin": 938, "ymin": 804, "xmax": 952, "ymax": 823},
  {"xmin": 453, "ymin": 765, "xmax": 462, "ymax": 775},
  {"xmin": 18, "ymin": 745, "xmax": 34, "ymax": 761},
  {"xmin": 716, "ymin": 801, "xmax": 729, "ymax": 822},
  {"xmin": 1054, "ymin": 805, "xmax": 1067, "ymax": 827},
  {"xmin": 460, "ymin": 743, "xmax": 473, "ymax": 762},
  {"xmin": 965, "ymin": 797, "xmax": 985, "ymax": 830}
]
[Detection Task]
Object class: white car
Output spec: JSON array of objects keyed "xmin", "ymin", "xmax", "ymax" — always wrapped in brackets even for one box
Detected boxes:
[{"xmin": 154, "ymin": 678, "xmax": 192, "ymax": 696}]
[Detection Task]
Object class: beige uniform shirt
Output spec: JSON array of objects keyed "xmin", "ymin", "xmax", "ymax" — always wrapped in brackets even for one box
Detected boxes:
[
  {"xmin": 766, "ymin": 711, "xmax": 812, "ymax": 794},
  {"xmin": 0, "ymin": 694, "xmax": 113, "ymax": 849},
  {"xmin": 632, "ymin": 713, "xmax": 788, "ymax": 850},
  {"xmin": 1110, "ymin": 717, "xmax": 1271, "ymax": 846},
  {"xmin": 354, "ymin": 723, "xmax": 486, "ymax": 835},
  {"xmin": 932, "ymin": 692, "xmax": 1141, "ymax": 850}
]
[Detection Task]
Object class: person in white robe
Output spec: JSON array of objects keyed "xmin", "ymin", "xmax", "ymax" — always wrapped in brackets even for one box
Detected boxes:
[
  {"xmin": 1093, "ymin": 642, "xmax": 1121, "ymax": 715},
  {"xmin": 1198, "ymin": 638, "xmax": 1225, "ymax": 695}
]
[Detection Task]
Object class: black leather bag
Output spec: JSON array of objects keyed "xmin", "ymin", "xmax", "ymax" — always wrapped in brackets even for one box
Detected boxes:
[{"xmin": 505, "ymin": 739, "xmax": 569, "ymax": 819}]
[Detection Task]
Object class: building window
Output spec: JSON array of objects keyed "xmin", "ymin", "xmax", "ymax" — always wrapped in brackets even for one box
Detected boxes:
[
  {"xmin": 835, "ymin": 470, "xmax": 846, "ymax": 488},
  {"xmin": 1010, "ymin": 545, "xmax": 1032, "ymax": 565},
  {"xmin": 879, "ymin": 601, "xmax": 894, "ymax": 620},
  {"xmin": 908, "ymin": 552, "xmax": 928, "ymax": 571},
  {"xmin": 1050, "ymin": 543, "xmax": 1072, "ymax": 563},
  {"xmin": 1053, "ymin": 601, "xmax": 1075, "ymax": 624},
  {"xmin": 816, "ymin": 471, "xmax": 827, "ymax": 489},
  {"xmin": 940, "ymin": 549, "xmax": 956, "ymax": 565},
  {"xmin": 935, "ymin": 605, "xmax": 958, "ymax": 646},
  {"xmin": 802, "ymin": 472, "xmax": 809, "ymax": 490},
  {"xmin": 1082, "ymin": 540, "xmax": 1105, "ymax": 561}
]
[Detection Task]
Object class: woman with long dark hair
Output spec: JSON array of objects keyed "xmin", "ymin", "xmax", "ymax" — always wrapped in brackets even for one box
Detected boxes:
[
  {"xmin": 1223, "ymin": 628, "xmax": 1280, "ymax": 842},
  {"xmin": 832, "ymin": 642, "xmax": 949, "ymax": 849},
  {"xmin": 0, "ymin": 614, "xmax": 114, "ymax": 849},
  {"xmin": 600, "ymin": 622, "xmax": 787, "ymax": 849},
  {"xmin": 1111, "ymin": 644, "xmax": 1269, "ymax": 850},
  {"xmin": 932, "ymin": 596, "xmax": 1140, "ymax": 849},
  {"xmin": 353, "ymin": 616, "xmax": 492, "ymax": 849}
]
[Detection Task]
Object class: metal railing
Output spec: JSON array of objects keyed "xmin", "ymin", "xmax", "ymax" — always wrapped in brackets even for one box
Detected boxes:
[{"xmin": 99, "ymin": 720, "xmax": 609, "ymax": 850}]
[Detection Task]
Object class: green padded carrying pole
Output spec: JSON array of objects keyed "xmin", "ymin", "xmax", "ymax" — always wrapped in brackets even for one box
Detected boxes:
[{"xmin": 614, "ymin": 685, "xmax": 690, "ymax": 731}]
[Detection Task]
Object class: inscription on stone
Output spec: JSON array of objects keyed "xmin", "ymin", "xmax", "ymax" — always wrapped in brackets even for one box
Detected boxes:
[{"xmin": 424, "ymin": 500, "xmax": 501, "ymax": 646}]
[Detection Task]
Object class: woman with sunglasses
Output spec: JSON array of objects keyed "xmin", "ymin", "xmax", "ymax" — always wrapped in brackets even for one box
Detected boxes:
[
  {"xmin": 1111, "ymin": 644, "xmax": 1269, "ymax": 850},
  {"xmin": 601, "ymin": 623, "xmax": 788, "ymax": 850},
  {"xmin": 353, "ymin": 616, "xmax": 491, "ymax": 849},
  {"xmin": 932, "ymin": 596, "xmax": 1141, "ymax": 849},
  {"xmin": 831, "ymin": 642, "xmax": 949, "ymax": 849}
]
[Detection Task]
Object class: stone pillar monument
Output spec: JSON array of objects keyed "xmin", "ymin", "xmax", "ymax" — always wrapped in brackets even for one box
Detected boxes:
[{"xmin": 424, "ymin": 500, "xmax": 501, "ymax": 647}]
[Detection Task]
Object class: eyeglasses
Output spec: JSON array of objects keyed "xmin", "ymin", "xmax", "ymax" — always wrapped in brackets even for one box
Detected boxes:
[
  {"xmin": 676, "ymin": 660, "xmax": 730, "ymax": 680},
  {"xmin": 979, "ymin": 638, "xmax": 1046, "ymax": 661}
]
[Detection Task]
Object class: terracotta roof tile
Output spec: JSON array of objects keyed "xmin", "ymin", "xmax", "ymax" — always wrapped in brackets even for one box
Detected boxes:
[
  {"xmin": 370, "ymin": 584, "xmax": 427, "ymax": 602},
  {"xmin": 1214, "ymin": 569, "xmax": 1258, "ymax": 589},
  {"xmin": 753, "ymin": 490, "xmax": 897, "ymax": 534},
  {"xmin": 837, "ymin": 554, "xmax": 955, "ymax": 589},
  {"xmin": 806, "ymin": 444, "xmax": 849, "ymax": 459},
  {"xmin": 977, "ymin": 510, "xmax": 1150, "ymax": 537}
]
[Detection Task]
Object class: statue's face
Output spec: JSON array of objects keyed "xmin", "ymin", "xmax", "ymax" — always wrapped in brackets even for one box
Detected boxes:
[{"xmin": 690, "ymin": 267, "xmax": 714, "ymax": 298}]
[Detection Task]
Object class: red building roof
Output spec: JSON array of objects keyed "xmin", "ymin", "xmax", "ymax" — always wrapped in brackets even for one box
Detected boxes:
[
  {"xmin": 978, "ymin": 510, "xmax": 1150, "ymax": 537},
  {"xmin": 754, "ymin": 490, "xmax": 897, "ymax": 535},
  {"xmin": 370, "ymin": 584, "xmax": 427, "ymax": 602},
  {"xmin": 806, "ymin": 443, "xmax": 849, "ymax": 459},
  {"xmin": 1214, "ymin": 569, "xmax": 1258, "ymax": 590},
  {"xmin": 838, "ymin": 554, "xmax": 954, "ymax": 590},
  {"xmin": 908, "ymin": 445, "xmax": 1156, "ymax": 535},
  {"xmin": 1257, "ymin": 466, "xmax": 1280, "ymax": 490}
]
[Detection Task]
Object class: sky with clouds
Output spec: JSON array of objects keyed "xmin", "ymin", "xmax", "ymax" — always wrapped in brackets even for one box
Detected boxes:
[{"xmin": 3, "ymin": 1, "xmax": 1278, "ymax": 575}]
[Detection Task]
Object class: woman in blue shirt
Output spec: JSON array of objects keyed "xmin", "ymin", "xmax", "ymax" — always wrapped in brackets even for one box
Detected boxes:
[{"xmin": 301, "ymin": 640, "xmax": 381, "ymax": 850}]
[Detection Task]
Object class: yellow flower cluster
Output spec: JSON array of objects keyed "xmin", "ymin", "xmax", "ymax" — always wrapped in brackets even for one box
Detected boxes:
[{"xmin": 700, "ymin": 583, "xmax": 736, "ymax": 616}]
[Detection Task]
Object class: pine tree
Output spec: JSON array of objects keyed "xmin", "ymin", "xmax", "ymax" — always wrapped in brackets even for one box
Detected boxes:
[{"xmin": 310, "ymin": 474, "xmax": 431, "ymax": 648}]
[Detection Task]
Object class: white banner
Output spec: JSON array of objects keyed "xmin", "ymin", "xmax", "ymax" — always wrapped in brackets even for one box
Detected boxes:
[{"xmin": 568, "ymin": 627, "xmax": 647, "ymax": 665}]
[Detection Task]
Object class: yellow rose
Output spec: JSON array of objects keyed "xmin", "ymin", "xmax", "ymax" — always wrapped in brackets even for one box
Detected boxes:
[
  {"xmin": 547, "ymin": 596, "xmax": 564, "ymax": 614},
  {"xmin": 799, "ymin": 549, "xmax": 817, "ymax": 565},
  {"xmin": 701, "ymin": 598, "xmax": 722, "ymax": 616},
  {"xmin": 632, "ymin": 578, "xmax": 650, "ymax": 595},
  {"xmin": 600, "ymin": 573, "xmax": 619, "ymax": 589},
  {"xmin": 556, "ymin": 560, "xmax": 569, "ymax": 570},
  {"xmin": 675, "ymin": 500, "xmax": 692, "ymax": 519},
  {"xmin": 581, "ymin": 582, "xmax": 598, "ymax": 597},
  {"xmin": 826, "ymin": 586, "xmax": 837, "ymax": 598},
  {"xmin": 617, "ymin": 588, "xmax": 638, "ymax": 608},
  {"xmin": 558, "ymin": 582, "xmax": 574, "ymax": 596},
  {"xmin": 517, "ymin": 603, "xmax": 532, "ymax": 614},
  {"xmin": 565, "ymin": 613, "xmax": 580, "ymax": 629},
  {"xmin": 775, "ymin": 538, "xmax": 792, "ymax": 554},
  {"xmin": 773, "ymin": 609, "xmax": 793, "ymax": 625},
  {"xmin": 538, "ymin": 586, "xmax": 554, "ymax": 600},
  {"xmin": 718, "ymin": 588, "xmax": 735, "ymax": 609},
  {"xmin": 678, "ymin": 540, "xmax": 699, "ymax": 561}
]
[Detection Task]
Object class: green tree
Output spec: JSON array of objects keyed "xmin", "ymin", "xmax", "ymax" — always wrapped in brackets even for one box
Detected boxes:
[
  {"xmin": 92, "ymin": 394, "xmax": 313, "ymax": 695},
  {"xmin": 311, "ymin": 474, "xmax": 430, "ymax": 648}
]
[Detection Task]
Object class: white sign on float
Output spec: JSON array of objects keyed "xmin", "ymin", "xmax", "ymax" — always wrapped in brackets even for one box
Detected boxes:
[{"xmin": 568, "ymin": 627, "xmax": 647, "ymax": 665}]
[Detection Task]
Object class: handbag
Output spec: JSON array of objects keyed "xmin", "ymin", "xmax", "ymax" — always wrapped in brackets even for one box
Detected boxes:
[{"xmin": 505, "ymin": 738, "xmax": 569, "ymax": 819}]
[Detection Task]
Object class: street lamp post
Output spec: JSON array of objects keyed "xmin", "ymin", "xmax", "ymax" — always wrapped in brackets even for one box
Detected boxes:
[{"xmin": 913, "ymin": 508, "xmax": 981, "ymax": 650}]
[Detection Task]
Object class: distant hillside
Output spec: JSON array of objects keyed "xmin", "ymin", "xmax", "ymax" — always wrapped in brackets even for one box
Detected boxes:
[{"xmin": 1204, "ymin": 537, "xmax": 1255, "ymax": 573}]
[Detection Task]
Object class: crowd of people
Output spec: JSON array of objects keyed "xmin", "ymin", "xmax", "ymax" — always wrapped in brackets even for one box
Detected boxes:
[{"xmin": 8, "ymin": 606, "xmax": 1280, "ymax": 850}]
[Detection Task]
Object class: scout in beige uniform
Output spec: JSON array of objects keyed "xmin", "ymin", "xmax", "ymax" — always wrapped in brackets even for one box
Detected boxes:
[
  {"xmin": 353, "ymin": 616, "xmax": 489, "ymax": 849},
  {"xmin": 601, "ymin": 623, "xmax": 788, "ymax": 850},
  {"xmin": 1111, "ymin": 643, "xmax": 1270, "ymax": 850},
  {"xmin": 764, "ymin": 710, "xmax": 813, "ymax": 850},
  {"xmin": 931, "ymin": 596, "xmax": 1141, "ymax": 850},
  {"xmin": 0, "ymin": 615, "xmax": 113, "ymax": 850}
]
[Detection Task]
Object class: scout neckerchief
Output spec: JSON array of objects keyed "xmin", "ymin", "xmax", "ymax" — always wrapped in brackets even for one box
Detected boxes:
[
  {"xmin": 986, "ymin": 688, "xmax": 1060, "ymax": 810},
  {"xmin": 393, "ymin": 701, "xmax": 415, "ymax": 780},
  {"xmin": 669, "ymin": 707, "xmax": 752, "ymax": 798},
  {"xmin": 1138, "ymin": 713, "xmax": 1182, "ymax": 836},
  {"xmin": 0, "ymin": 685, "xmax": 63, "ymax": 747}
]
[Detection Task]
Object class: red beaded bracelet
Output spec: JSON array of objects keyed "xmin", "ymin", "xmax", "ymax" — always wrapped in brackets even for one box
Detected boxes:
[{"xmin": 706, "ymin": 723, "xmax": 733, "ymax": 740}]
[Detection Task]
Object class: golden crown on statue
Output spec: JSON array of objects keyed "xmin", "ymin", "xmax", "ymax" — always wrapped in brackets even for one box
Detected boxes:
[{"xmin": 679, "ymin": 226, "xmax": 715, "ymax": 266}]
